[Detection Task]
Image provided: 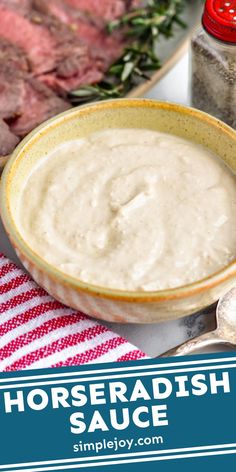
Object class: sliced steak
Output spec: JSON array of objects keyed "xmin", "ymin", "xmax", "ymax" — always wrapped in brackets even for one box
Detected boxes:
[
  {"xmin": 0, "ymin": 40, "xmax": 69, "ymax": 139},
  {"xmin": 34, "ymin": 0, "xmax": 123, "ymax": 70},
  {"xmin": 0, "ymin": 38, "xmax": 29, "ymax": 72},
  {"xmin": 0, "ymin": 118, "xmax": 19, "ymax": 156},
  {"xmin": 0, "ymin": 1, "xmax": 104, "ymax": 92},
  {"xmin": 0, "ymin": 1, "xmax": 63, "ymax": 74},
  {"xmin": 38, "ymin": 34, "xmax": 103, "ymax": 93},
  {"xmin": 71, "ymin": 20, "xmax": 123, "ymax": 69},
  {"xmin": 65, "ymin": 0, "xmax": 133, "ymax": 22},
  {"xmin": 33, "ymin": 0, "xmax": 72, "ymax": 24},
  {"xmin": 4, "ymin": 0, "xmax": 32, "ymax": 13},
  {"xmin": 40, "ymin": 67, "xmax": 103, "ymax": 94},
  {"xmin": 4, "ymin": 0, "xmax": 32, "ymax": 8},
  {"xmin": 10, "ymin": 78, "xmax": 70, "ymax": 137},
  {"xmin": 0, "ymin": 64, "xmax": 25, "ymax": 121},
  {"xmin": 0, "ymin": 39, "xmax": 29, "ymax": 120}
]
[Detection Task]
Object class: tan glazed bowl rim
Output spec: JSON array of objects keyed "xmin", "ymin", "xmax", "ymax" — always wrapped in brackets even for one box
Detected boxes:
[{"xmin": 1, "ymin": 98, "xmax": 236, "ymax": 303}]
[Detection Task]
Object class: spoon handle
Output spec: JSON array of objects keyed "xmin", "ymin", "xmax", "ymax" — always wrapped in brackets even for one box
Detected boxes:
[{"xmin": 158, "ymin": 330, "xmax": 225, "ymax": 357}]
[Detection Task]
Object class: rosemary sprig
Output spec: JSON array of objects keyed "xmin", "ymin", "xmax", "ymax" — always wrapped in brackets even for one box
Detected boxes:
[{"xmin": 69, "ymin": 0, "xmax": 188, "ymax": 104}]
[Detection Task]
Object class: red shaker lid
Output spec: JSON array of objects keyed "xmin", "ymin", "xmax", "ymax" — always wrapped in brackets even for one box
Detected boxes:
[{"xmin": 202, "ymin": 0, "xmax": 236, "ymax": 43}]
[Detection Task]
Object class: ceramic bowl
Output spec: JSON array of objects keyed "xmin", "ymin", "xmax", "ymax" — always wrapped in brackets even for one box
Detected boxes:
[{"xmin": 1, "ymin": 99, "xmax": 236, "ymax": 323}]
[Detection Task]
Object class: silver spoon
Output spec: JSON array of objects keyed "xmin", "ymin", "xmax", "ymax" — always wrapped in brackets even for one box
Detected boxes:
[{"xmin": 159, "ymin": 288, "xmax": 236, "ymax": 357}]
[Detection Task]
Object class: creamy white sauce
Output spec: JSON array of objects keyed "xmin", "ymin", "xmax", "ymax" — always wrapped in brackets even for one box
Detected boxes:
[{"xmin": 18, "ymin": 128, "xmax": 236, "ymax": 291}]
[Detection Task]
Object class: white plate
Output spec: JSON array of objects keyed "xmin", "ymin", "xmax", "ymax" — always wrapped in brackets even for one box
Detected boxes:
[{"xmin": 128, "ymin": 0, "xmax": 203, "ymax": 98}]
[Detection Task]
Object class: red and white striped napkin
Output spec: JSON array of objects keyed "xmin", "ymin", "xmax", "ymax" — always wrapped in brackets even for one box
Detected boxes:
[{"xmin": 0, "ymin": 253, "xmax": 146, "ymax": 372}]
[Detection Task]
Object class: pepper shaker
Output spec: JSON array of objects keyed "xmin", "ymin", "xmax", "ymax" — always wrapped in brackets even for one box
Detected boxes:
[{"xmin": 190, "ymin": 0, "xmax": 236, "ymax": 129}]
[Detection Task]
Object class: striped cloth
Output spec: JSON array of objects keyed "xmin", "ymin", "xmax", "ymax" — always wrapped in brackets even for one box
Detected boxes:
[{"xmin": 0, "ymin": 254, "xmax": 146, "ymax": 372}]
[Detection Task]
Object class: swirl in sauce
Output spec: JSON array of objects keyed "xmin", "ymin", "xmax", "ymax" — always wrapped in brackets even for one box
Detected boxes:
[{"xmin": 18, "ymin": 129, "xmax": 236, "ymax": 291}]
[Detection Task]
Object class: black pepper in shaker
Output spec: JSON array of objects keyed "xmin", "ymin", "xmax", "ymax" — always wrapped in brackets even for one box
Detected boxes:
[{"xmin": 190, "ymin": 0, "xmax": 236, "ymax": 129}]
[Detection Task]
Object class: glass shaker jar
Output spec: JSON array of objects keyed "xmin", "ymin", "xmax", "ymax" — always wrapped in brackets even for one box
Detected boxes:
[{"xmin": 190, "ymin": 0, "xmax": 236, "ymax": 129}]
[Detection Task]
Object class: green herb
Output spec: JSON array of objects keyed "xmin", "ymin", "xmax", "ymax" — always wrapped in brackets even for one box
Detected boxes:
[{"xmin": 69, "ymin": 0, "xmax": 188, "ymax": 104}]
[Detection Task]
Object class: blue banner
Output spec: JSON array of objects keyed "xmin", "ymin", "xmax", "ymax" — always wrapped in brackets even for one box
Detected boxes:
[{"xmin": 0, "ymin": 352, "xmax": 236, "ymax": 471}]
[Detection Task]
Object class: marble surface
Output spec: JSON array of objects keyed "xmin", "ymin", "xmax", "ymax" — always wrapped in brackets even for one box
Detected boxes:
[{"xmin": 0, "ymin": 52, "xmax": 228, "ymax": 358}]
